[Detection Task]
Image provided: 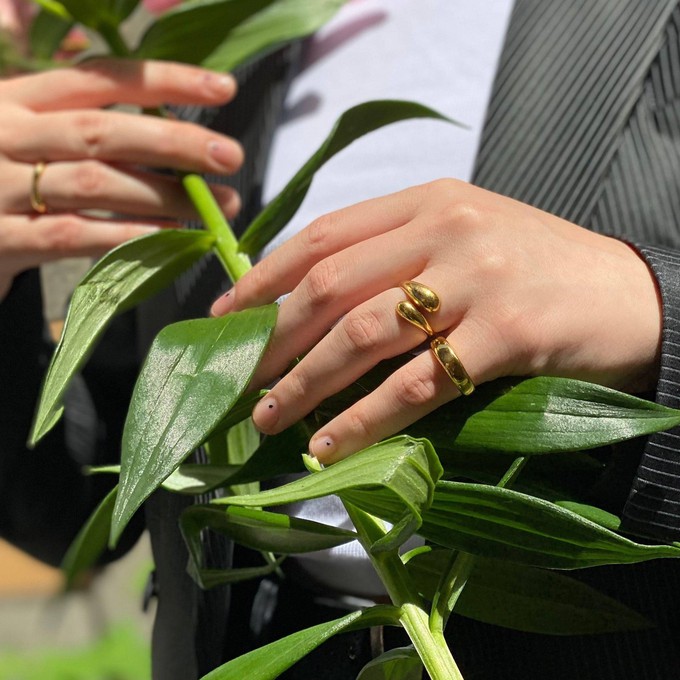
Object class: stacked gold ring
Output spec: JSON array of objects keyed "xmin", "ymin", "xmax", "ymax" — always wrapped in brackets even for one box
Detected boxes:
[{"xmin": 395, "ymin": 280, "xmax": 475, "ymax": 396}]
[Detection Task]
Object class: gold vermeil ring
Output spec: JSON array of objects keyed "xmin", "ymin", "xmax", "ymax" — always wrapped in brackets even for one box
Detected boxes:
[
  {"xmin": 396, "ymin": 300, "xmax": 434, "ymax": 336},
  {"xmin": 400, "ymin": 281, "xmax": 440, "ymax": 313},
  {"xmin": 30, "ymin": 161, "xmax": 48, "ymax": 214},
  {"xmin": 430, "ymin": 336, "xmax": 475, "ymax": 396}
]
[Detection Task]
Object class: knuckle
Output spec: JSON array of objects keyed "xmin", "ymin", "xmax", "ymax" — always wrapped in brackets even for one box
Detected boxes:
[
  {"xmin": 303, "ymin": 212, "xmax": 335, "ymax": 252},
  {"xmin": 74, "ymin": 111, "xmax": 110, "ymax": 158},
  {"xmin": 304, "ymin": 258, "xmax": 341, "ymax": 309},
  {"xmin": 282, "ymin": 370, "xmax": 309, "ymax": 404},
  {"xmin": 347, "ymin": 409, "xmax": 375, "ymax": 443},
  {"xmin": 393, "ymin": 365, "xmax": 437, "ymax": 408},
  {"xmin": 340, "ymin": 308, "xmax": 385, "ymax": 356},
  {"xmin": 238, "ymin": 258, "xmax": 272, "ymax": 303},
  {"xmin": 73, "ymin": 160, "xmax": 108, "ymax": 200},
  {"xmin": 40, "ymin": 216, "xmax": 85, "ymax": 256}
]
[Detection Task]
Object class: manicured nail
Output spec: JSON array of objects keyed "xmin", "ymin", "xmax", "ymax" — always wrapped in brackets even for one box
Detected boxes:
[
  {"xmin": 207, "ymin": 139, "xmax": 243, "ymax": 171},
  {"xmin": 309, "ymin": 435, "xmax": 335, "ymax": 458},
  {"xmin": 253, "ymin": 397, "xmax": 279, "ymax": 432},
  {"xmin": 210, "ymin": 289, "xmax": 234, "ymax": 317},
  {"xmin": 136, "ymin": 225, "xmax": 161, "ymax": 233}
]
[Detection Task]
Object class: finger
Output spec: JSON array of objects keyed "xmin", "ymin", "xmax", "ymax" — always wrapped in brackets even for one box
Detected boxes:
[
  {"xmin": 216, "ymin": 185, "xmax": 431, "ymax": 314},
  {"xmin": 252, "ymin": 277, "xmax": 467, "ymax": 436},
  {"xmin": 1, "ymin": 59, "xmax": 238, "ymax": 111},
  {"xmin": 4, "ymin": 160, "xmax": 240, "ymax": 220},
  {"xmin": 4, "ymin": 109, "xmax": 243, "ymax": 174},
  {"xmin": 246, "ymin": 222, "xmax": 442, "ymax": 387},
  {"xmin": 0, "ymin": 213, "xmax": 165, "ymax": 272},
  {"xmin": 306, "ymin": 323, "xmax": 491, "ymax": 463}
]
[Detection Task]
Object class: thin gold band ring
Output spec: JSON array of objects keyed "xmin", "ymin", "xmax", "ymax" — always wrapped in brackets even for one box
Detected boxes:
[{"xmin": 30, "ymin": 161, "xmax": 48, "ymax": 214}]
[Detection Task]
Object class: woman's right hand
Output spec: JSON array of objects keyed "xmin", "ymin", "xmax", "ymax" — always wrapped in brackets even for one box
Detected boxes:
[{"xmin": 0, "ymin": 58, "xmax": 244, "ymax": 300}]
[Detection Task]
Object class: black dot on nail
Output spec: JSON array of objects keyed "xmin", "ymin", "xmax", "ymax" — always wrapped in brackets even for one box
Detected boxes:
[
  {"xmin": 268, "ymin": 404, "xmax": 274, "ymax": 409},
  {"xmin": 326, "ymin": 441, "xmax": 331, "ymax": 446}
]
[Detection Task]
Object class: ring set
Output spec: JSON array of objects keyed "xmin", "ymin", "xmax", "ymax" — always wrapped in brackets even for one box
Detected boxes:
[{"xmin": 396, "ymin": 281, "xmax": 475, "ymax": 396}]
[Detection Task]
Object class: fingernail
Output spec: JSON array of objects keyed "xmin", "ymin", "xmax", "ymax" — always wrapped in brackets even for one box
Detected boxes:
[
  {"xmin": 208, "ymin": 139, "xmax": 244, "ymax": 171},
  {"xmin": 253, "ymin": 397, "xmax": 279, "ymax": 432},
  {"xmin": 204, "ymin": 72, "xmax": 236, "ymax": 97},
  {"xmin": 309, "ymin": 435, "xmax": 335, "ymax": 459},
  {"xmin": 136, "ymin": 225, "xmax": 161, "ymax": 234},
  {"xmin": 210, "ymin": 289, "xmax": 234, "ymax": 317}
]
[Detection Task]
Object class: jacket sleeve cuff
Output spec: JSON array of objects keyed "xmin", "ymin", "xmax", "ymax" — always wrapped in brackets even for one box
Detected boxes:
[{"xmin": 622, "ymin": 243, "xmax": 680, "ymax": 540}]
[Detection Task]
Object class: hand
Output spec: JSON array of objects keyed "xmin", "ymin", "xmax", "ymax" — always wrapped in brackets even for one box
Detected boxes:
[
  {"xmin": 0, "ymin": 59, "xmax": 243, "ymax": 300},
  {"xmin": 211, "ymin": 179, "xmax": 662, "ymax": 463}
]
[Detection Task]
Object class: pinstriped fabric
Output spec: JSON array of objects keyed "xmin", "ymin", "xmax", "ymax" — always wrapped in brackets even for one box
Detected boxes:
[
  {"xmin": 473, "ymin": 0, "xmax": 675, "ymax": 225},
  {"xmin": 458, "ymin": 3, "xmax": 680, "ymax": 677}
]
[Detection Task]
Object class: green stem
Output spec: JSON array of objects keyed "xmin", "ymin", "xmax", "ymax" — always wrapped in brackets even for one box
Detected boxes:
[
  {"xmin": 429, "ymin": 551, "xmax": 475, "ymax": 634},
  {"xmin": 182, "ymin": 174, "xmax": 252, "ymax": 283},
  {"xmin": 344, "ymin": 503, "xmax": 464, "ymax": 680},
  {"xmin": 497, "ymin": 455, "xmax": 528, "ymax": 489}
]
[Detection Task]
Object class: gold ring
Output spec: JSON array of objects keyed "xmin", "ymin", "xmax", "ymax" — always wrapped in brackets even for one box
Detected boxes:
[
  {"xmin": 395, "ymin": 280, "xmax": 440, "ymax": 337},
  {"xmin": 30, "ymin": 161, "xmax": 48, "ymax": 214},
  {"xmin": 400, "ymin": 281, "xmax": 440, "ymax": 313},
  {"xmin": 430, "ymin": 336, "xmax": 475, "ymax": 396}
]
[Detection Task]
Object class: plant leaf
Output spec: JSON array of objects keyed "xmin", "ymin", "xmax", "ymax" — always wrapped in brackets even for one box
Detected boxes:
[
  {"xmin": 200, "ymin": 606, "xmax": 400, "ymax": 680},
  {"xmin": 30, "ymin": 0, "xmax": 72, "ymax": 19},
  {"xmin": 407, "ymin": 551, "xmax": 651, "ymax": 635},
  {"xmin": 356, "ymin": 647, "xmax": 423, "ymax": 680},
  {"xmin": 29, "ymin": 9, "xmax": 75, "ymax": 59},
  {"xmin": 212, "ymin": 436, "xmax": 442, "ymax": 551},
  {"xmin": 57, "ymin": 0, "xmax": 139, "ymax": 28},
  {"xmin": 416, "ymin": 482, "xmax": 680, "ymax": 568},
  {"xmin": 193, "ymin": 559, "xmax": 285, "ymax": 590},
  {"xmin": 110, "ymin": 305, "xmax": 277, "ymax": 546},
  {"xmin": 61, "ymin": 486, "xmax": 117, "ymax": 591},
  {"xmin": 238, "ymin": 101, "xmax": 456, "ymax": 255},
  {"xmin": 135, "ymin": 0, "xmax": 344, "ymax": 69},
  {"xmin": 181, "ymin": 505, "xmax": 355, "ymax": 586},
  {"xmin": 29, "ymin": 230, "xmax": 214, "ymax": 446},
  {"xmin": 408, "ymin": 376, "xmax": 680, "ymax": 454}
]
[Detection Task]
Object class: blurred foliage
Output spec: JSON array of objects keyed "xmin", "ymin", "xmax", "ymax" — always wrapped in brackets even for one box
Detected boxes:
[{"xmin": 0, "ymin": 623, "xmax": 150, "ymax": 679}]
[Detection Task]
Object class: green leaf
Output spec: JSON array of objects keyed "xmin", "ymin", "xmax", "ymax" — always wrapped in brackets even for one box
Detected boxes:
[
  {"xmin": 30, "ymin": 0, "xmax": 72, "ymax": 19},
  {"xmin": 181, "ymin": 505, "xmax": 355, "ymax": 586},
  {"xmin": 135, "ymin": 0, "xmax": 344, "ymax": 69},
  {"xmin": 110, "ymin": 305, "xmax": 277, "ymax": 547},
  {"xmin": 29, "ymin": 9, "xmax": 75, "ymax": 60},
  {"xmin": 30, "ymin": 230, "xmax": 214, "ymax": 446},
  {"xmin": 200, "ymin": 606, "xmax": 400, "ymax": 680},
  {"xmin": 417, "ymin": 482, "xmax": 680, "ymax": 569},
  {"xmin": 201, "ymin": 0, "xmax": 347, "ymax": 71},
  {"xmin": 553, "ymin": 501, "xmax": 621, "ymax": 531},
  {"xmin": 226, "ymin": 418, "xmax": 260, "ymax": 496},
  {"xmin": 407, "ymin": 376, "xmax": 680, "ymax": 454},
  {"xmin": 238, "ymin": 101, "xmax": 456, "ymax": 255},
  {"xmin": 407, "ymin": 551, "xmax": 651, "ymax": 635},
  {"xmin": 61, "ymin": 486, "xmax": 117, "ymax": 591},
  {"xmin": 212, "ymin": 436, "xmax": 442, "ymax": 552},
  {"xmin": 357, "ymin": 647, "xmax": 423, "ymax": 680},
  {"xmin": 54, "ymin": 0, "xmax": 138, "ymax": 28}
]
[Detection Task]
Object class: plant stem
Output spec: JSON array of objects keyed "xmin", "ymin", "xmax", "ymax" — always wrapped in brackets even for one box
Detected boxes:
[
  {"xmin": 497, "ymin": 455, "xmax": 528, "ymax": 489},
  {"xmin": 344, "ymin": 503, "xmax": 464, "ymax": 680},
  {"xmin": 429, "ymin": 550, "xmax": 475, "ymax": 634},
  {"xmin": 182, "ymin": 174, "xmax": 252, "ymax": 283}
]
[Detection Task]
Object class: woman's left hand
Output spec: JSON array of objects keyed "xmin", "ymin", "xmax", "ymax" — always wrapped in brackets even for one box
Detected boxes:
[{"xmin": 211, "ymin": 179, "xmax": 662, "ymax": 463}]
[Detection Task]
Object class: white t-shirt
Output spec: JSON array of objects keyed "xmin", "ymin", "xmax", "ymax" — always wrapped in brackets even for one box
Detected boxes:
[{"xmin": 261, "ymin": 0, "xmax": 514, "ymax": 595}]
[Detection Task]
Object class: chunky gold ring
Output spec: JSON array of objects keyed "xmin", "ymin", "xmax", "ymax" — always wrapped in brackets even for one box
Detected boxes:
[
  {"xmin": 430, "ymin": 336, "xmax": 475, "ymax": 396},
  {"xmin": 395, "ymin": 281, "xmax": 440, "ymax": 337},
  {"xmin": 400, "ymin": 281, "xmax": 440, "ymax": 313},
  {"xmin": 30, "ymin": 161, "xmax": 48, "ymax": 214}
]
